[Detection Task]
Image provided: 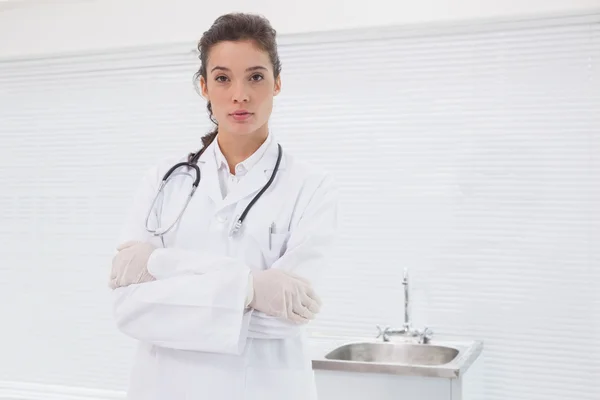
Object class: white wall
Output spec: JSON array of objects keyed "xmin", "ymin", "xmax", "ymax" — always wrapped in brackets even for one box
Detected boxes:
[
  {"xmin": 0, "ymin": 0, "xmax": 599, "ymax": 59},
  {"xmin": 0, "ymin": 1, "xmax": 599, "ymax": 400}
]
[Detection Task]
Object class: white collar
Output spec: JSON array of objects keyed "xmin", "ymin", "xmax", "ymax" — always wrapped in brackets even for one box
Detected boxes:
[{"xmin": 213, "ymin": 133, "xmax": 273, "ymax": 176}]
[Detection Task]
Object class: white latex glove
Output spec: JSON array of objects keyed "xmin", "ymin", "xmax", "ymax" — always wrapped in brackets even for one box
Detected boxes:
[
  {"xmin": 248, "ymin": 269, "xmax": 322, "ymax": 324},
  {"xmin": 109, "ymin": 241, "xmax": 157, "ymax": 289}
]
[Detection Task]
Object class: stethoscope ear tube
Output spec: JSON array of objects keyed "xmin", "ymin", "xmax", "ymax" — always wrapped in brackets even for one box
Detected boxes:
[
  {"xmin": 229, "ymin": 143, "xmax": 283, "ymax": 237},
  {"xmin": 238, "ymin": 143, "xmax": 282, "ymax": 222},
  {"xmin": 145, "ymin": 182, "xmax": 197, "ymax": 237},
  {"xmin": 145, "ymin": 161, "xmax": 200, "ymax": 237},
  {"xmin": 162, "ymin": 162, "xmax": 201, "ymax": 188}
]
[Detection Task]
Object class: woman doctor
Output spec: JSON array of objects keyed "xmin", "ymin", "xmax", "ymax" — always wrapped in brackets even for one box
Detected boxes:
[{"xmin": 108, "ymin": 12, "xmax": 338, "ymax": 400}]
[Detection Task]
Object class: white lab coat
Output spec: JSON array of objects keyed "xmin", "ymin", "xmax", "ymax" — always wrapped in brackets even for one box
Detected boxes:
[{"xmin": 112, "ymin": 137, "xmax": 339, "ymax": 400}]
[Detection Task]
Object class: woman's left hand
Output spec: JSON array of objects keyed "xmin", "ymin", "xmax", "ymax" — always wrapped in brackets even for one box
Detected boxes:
[{"xmin": 109, "ymin": 241, "xmax": 157, "ymax": 289}]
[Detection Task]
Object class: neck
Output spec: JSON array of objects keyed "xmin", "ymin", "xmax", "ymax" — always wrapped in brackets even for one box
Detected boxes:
[{"xmin": 217, "ymin": 127, "xmax": 269, "ymax": 173}]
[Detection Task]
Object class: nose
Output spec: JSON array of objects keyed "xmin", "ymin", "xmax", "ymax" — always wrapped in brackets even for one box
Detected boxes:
[{"xmin": 231, "ymin": 81, "xmax": 249, "ymax": 103}]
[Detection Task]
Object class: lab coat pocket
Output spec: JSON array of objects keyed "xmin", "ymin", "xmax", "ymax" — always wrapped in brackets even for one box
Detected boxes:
[
  {"xmin": 247, "ymin": 225, "xmax": 290, "ymax": 267},
  {"xmin": 268, "ymin": 231, "xmax": 290, "ymax": 260}
]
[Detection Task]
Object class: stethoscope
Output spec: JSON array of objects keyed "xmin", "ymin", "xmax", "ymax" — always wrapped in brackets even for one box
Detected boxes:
[{"xmin": 144, "ymin": 143, "xmax": 283, "ymax": 244}]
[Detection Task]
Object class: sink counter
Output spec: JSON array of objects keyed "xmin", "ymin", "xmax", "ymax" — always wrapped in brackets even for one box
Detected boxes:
[{"xmin": 309, "ymin": 335, "xmax": 483, "ymax": 379}]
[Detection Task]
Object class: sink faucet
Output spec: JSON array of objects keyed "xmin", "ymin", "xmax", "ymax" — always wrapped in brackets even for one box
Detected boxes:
[{"xmin": 376, "ymin": 268, "xmax": 433, "ymax": 344}]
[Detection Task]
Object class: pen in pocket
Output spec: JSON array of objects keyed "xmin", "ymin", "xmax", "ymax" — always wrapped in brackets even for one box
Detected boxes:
[{"xmin": 268, "ymin": 222, "xmax": 276, "ymax": 250}]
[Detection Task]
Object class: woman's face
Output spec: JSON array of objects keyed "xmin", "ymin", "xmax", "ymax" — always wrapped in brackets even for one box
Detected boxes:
[{"xmin": 200, "ymin": 40, "xmax": 281, "ymax": 138}]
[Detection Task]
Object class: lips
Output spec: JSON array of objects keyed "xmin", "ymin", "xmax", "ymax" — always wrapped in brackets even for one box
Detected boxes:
[{"xmin": 230, "ymin": 110, "xmax": 254, "ymax": 121}]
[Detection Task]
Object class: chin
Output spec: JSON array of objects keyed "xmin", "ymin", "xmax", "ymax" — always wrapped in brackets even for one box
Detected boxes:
[
  {"xmin": 226, "ymin": 125, "xmax": 257, "ymax": 136},
  {"xmin": 224, "ymin": 120, "xmax": 266, "ymax": 137}
]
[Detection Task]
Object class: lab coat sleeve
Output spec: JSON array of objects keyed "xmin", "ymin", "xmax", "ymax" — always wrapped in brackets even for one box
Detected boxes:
[
  {"xmin": 146, "ymin": 172, "xmax": 339, "ymax": 339},
  {"xmin": 111, "ymin": 163, "xmax": 253, "ymax": 354},
  {"xmin": 248, "ymin": 172, "xmax": 339, "ymax": 338}
]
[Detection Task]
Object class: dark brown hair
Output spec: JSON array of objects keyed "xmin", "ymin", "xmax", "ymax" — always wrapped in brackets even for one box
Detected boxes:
[{"xmin": 189, "ymin": 12, "xmax": 282, "ymax": 162}]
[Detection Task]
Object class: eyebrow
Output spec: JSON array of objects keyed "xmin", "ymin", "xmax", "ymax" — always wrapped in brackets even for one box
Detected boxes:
[{"xmin": 210, "ymin": 65, "xmax": 268, "ymax": 73}]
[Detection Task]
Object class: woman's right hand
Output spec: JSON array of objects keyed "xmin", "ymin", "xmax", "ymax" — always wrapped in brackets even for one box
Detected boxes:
[
  {"xmin": 248, "ymin": 269, "xmax": 322, "ymax": 324},
  {"xmin": 109, "ymin": 241, "xmax": 157, "ymax": 289}
]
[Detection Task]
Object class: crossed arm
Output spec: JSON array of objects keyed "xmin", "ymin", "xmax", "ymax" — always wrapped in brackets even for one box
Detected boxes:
[{"xmin": 110, "ymin": 166, "xmax": 338, "ymax": 355}]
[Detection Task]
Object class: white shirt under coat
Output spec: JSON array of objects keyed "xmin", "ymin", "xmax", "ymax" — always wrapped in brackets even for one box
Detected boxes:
[{"xmin": 214, "ymin": 132, "xmax": 272, "ymax": 198}]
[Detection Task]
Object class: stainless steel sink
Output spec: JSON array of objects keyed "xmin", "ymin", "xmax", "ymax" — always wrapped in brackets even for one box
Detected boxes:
[
  {"xmin": 325, "ymin": 342, "xmax": 459, "ymax": 366},
  {"xmin": 312, "ymin": 269, "xmax": 483, "ymax": 379},
  {"xmin": 312, "ymin": 338, "xmax": 483, "ymax": 379}
]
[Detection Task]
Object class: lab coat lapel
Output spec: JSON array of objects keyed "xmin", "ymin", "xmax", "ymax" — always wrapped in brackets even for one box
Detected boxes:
[
  {"xmin": 221, "ymin": 141, "xmax": 284, "ymax": 210},
  {"xmin": 197, "ymin": 141, "xmax": 224, "ymax": 206}
]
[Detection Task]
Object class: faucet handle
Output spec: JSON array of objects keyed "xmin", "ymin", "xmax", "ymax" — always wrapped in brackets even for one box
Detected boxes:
[
  {"xmin": 376, "ymin": 325, "xmax": 390, "ymax": 341},
  {"xmin": 418, "ymin": 327, "xmax": 433, "ymax": 344}
]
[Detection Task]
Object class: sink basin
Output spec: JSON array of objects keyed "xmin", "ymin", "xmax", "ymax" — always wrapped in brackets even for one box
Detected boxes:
[
  {"xmin": 325, "ymin": 342, "xmax": 459, "ymax": 366},
  {"xmin": 313, "ymin": 338, "xmax": 483, "ymax": 379}
]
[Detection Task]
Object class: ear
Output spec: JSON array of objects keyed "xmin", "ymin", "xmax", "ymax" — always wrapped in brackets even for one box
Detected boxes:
[
  {"xmin": 200, "ymin": 75, "xmax": 209, "ymax": 99},
  {"xmin": 273, "ymin": 75, "xmax": 281, "ymax": 96}
]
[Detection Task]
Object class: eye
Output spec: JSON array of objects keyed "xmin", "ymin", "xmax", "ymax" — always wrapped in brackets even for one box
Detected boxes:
[
  {"xmin": 215, "ymin": 75, "xmax": 229, "ymax": 82},
  {"xmin": 250, "ymin": 73, "xmax": 264, "ymax": 82}
]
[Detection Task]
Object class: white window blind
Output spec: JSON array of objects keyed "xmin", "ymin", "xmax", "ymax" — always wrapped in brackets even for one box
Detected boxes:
[{"xmin": 0, "ymin": 12, "xmax": 598, "ymax": 400}]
